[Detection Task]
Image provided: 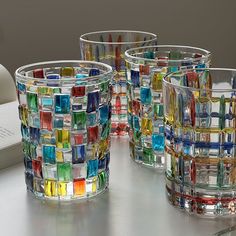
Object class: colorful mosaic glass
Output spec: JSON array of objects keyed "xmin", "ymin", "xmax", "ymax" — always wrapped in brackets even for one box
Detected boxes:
[
  {"xmin": 80, "ymin": 30, "xmax": 157, "ymax": 135},
  {"xmin": 16, "ymin": 60, "xmax": 112, "ymax": 201},
  {"xmin": 163, "ymin": 68, "xmax": 236, "ymax": 217},
  {"xmin": 125, "ymin": 46, "xmax": 211, "ymax": 168}
]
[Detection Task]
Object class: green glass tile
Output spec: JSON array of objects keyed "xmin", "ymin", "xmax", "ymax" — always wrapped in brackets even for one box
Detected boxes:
[
  {"xmin": 27, "ymin": 92, "xmax": 38, "ymax": 112},
  {"xmin": 100, "ymin": 81, "xmax": 109, "ymax": 93},
  {"xmin": 153, "ymin": 104, "xmax": 164, "ymax": 118},
  {"xmin": 169, "ymin": 51, "xmax": 182, "ymax": 60},
  {"xmin": 217, "ymin": 160, "xmax": 224, "ymax": 187},
  {"xmin": 143, "ymin": 147, "xmax": 154, "ymax": 165},
  {"xmin": 72, "ymin": 111, "xmax": 86, "ymax": 130},
  {"xmin": 98, "ymin": 171, "xmax": 106, "ymax": 190},
  {"xmin": 57, "ymin": 163, "xmax": 72, "ymax": 181},
  {"xmin": 219, "ymin": 95, "xmax": 225, "ymax": 130}
]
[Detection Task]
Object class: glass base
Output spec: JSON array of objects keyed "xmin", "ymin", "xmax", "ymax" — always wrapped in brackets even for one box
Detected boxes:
[
  {"xmin": 129, "ymin": 140, "xmax": 164, "ymax": 169},
  {"xmin": 166, "ymin": 174, "xmax": 236, "ymax": 217},
  {"xmin": 27, "ymin": 182, "xmax": 109, "ymax": 202}
]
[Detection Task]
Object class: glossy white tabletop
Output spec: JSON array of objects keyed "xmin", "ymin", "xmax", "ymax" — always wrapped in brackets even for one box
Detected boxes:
[{"xmin": 0, "ymin": 137, "xmax": 235, "ymax": 236}]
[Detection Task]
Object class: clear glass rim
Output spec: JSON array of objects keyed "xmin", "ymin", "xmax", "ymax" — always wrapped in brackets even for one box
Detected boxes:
[
  {"xmin": 125, "ymin": 45, "xmax": 211, "ymax": 64},
  {"xmin": 15, "ymin": 60, "xmax": 113, "ymax": 83},
  {"xmin": 163, "ymin": 67, "xmax": 236, "ymax": 92},
  {"xmin": 79, "ymin": 30, "xmax": 157, "ymax": 45}
]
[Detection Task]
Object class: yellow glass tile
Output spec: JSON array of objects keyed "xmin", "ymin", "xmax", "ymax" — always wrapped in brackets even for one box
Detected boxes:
[
  {"xmin": 38, "ymin": 87, "xmax": 53, "ymax": 96},
  {"xmin": 56, "ymin": 151, "xmax": 64, "ymax": 162},
  {"xmin": 141, "ymin": 118, "xmax": 152, "ymax": 136},
  {"xmin": 60, "ymin": 67, "xmax": 75, "ymax": 77},
  {"xmin": 22, "ymin": 106, "xmax": 28, "ymax": 126},
  {"xmin": 44, "ymin": 179, "xmax": 57, "ymax": 197},
  {"xmin": 92, "ymin": 177, "xmax": 97, "ymax": 193},
  {"xmin": 85, "ymin": 44, "xmax": 93, "ymax": 61},
  {"xmin": 56, "ymin": 129, "xmax": 71, "ymax": 149},
  {"xmin": 98, "ymin": 139, "xmax": 109, "ymax": 158},
  {"xmin": 58, "ymin": 181, "xmax": 67, "ymax": 196},
  {"xmin": 152, "ymin": 72, "xmax": 164, "ymax": 91}
]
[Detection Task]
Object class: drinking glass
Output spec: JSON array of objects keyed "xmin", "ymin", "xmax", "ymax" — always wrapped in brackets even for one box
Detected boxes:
[
  {"xmin": 125, "ymin": 45, "xmax": 211, "ymax": 168},
  {"xmin": 16, "ymin": 60, "xmax": 113, "ymax": 200},
  {"xmin": 163, "ymin": 68, "xmax": 236, "ymax": 216},
  {"xmin": 80, "ymin": 30, "xmax": 157, "ymax": 135}
]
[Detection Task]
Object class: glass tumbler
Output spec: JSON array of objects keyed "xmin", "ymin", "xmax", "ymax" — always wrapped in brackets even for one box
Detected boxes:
[
  {"xmin": 163, "ymin": 68, "xmax": 236, "ymax": 217},
  {"xmin": 15, "ymin": 60, "xmax": 113, "ymax": 201},
  {"xmin": 80, "ymin": 30, "xmax": 157, "ymax": 135},
  {"xmin": 125, "ymin": 46, "xmax": 211, "ymax": 168}
]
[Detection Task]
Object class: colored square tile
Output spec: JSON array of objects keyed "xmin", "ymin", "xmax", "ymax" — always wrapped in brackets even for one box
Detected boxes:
[
  {"xmin": 57, "ymin": 163, "xmax": 72, "ymax": 181},
  {"xmin": 87, "ymin": 112, "xmax": 98, "ymax": 126},
  {"xmin": 55, "ymin": 129, "xmax": 70, "ymax": 149},
  {"xmin": 42, "ymin": 145, "xmax": 56, "ymax": 164},
  {"xmin": 152, "ymin": 71, "xmax": 164, "ymax": 91},
  {"xmin": 131, "ymin": 70, "xmax": 140, "ymax": 88},
  {"xmin": 42, "ymin": 163, "xmax": 57, "ymax": 179},
  {"xmin": 60, "ymin": 67, "xmax": 75, "ymax": 77},
  {"xmin": 73, "ymin": 163, "xmax": 87, "ymax": 179},
  {"xmin": 87, "ymin": 159, "xmax": 98, "ymax": 178},
  {"xmin": 33, "ymin": 68, "xmax": 44, "ymax": 78},
  {"xmin": 58, "ymin": 181, "xmax": 73, "ymax": 197},
  {"xmin": 140, "ymin": 87, "xmax": 152, "ymax": 104},
  {"xmin": 27, "ymin": 92, "xmax": 38, "ymax": 112},
  {"xmin": 41, "ymin": 97, "xmax": 53, "ymax": 110},
  {"xmin": 32, "ymin": 159, "xmax": 42, "ymax": 178},
  {"xmin": 72, "ymin": 86, "xmax": 86, "ymax": 97},
  {"xmin": 21, "ymin": 124, "xmax": 29, "ymax": 140},
  {"xmin": 98, "ymin": 171, "xmax": 106, "ymax": 190},
  {"xmin": 72, "ymin": 132, "xmax": 84, "ymax": 145},
  {"xmin": 87, "ymin": 126, "xmax": 99, "ymax": 144},
  {"xmin": 54, "ymin": 94, "xmax": 71, "ymax": 114},
  {"xmin": 53, "ymin": 115, "xmax": 64, "ymax": 128},
  {"xmin": 44, "ymin": 179, "xmax": 58, "ymax": 197},
  {"xmin": 152, "ymin": 134, "xmax": 164, "ymax": 152},
  {"xmin": 139, "ymin": 64, "xmax": 150, "ymax": 75},
  {"xmin": 86, "ymin": 144, "xmax": 98, "ymax": 160},
  {"xmin": 28, "ymin": 111, "xmax": 40, "ymax": 128},
  {"xmin": 40, "ymin": 111, "xmax": 52, "ymax": 131},
  {"xmin": 56, "ymin": 151, "xmax": 64, "ymax": 162},
  {"xmin": 29, "ymin": 127, "xmax": 40, "ymax": 143},
  {"xmin": 73, "ymin": 179, "xmax": 86, "ymax": 196},
  {"xmin": 72, "ymin": 145, "xmax": 86, "ymax": 164},
  {"xmin": 99, "ymin": 105, "xmax": 109, "ymax": 124},
  {"xmin": 87, "ymin": 91, "xmax": 99, "ymax": 112},
  {"xmin": 141, "ymin": 118, "xmax": 153, "ymax": 136},
  {"xmin": 72, "ymin": 111, "xmax": 86, "ymax": 130}
]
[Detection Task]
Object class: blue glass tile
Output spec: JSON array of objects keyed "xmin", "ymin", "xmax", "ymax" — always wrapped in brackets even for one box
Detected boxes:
[
  {"xmin": 87, "ymin": 112, "xmax": 97, "ymax": 126},
  {"xmin": 76, "ymin": 74, "xmax": 88, "ymax": 79},
  {"xmin": 42, "ymin": 145, "xmax": 56, "ymax": 164},
  {"xmin": 42, "ymin": 97, "xmax": 53, "ymax": 107},
  {"xmin": 89, "ymin": 68, "xmax": 100, "ymax": 76},
  {"xmin": 17, "ymin": 82, "xmax": 26, "ymax": 92},
  {"xmin": 24, "ymin": 156, "xmax": 32, "ymax": 171},
  {"xmin": 98, "ymin": 157, "xmax": 106, "ymax": 170},
  {"xmin": 195, "ymin": 142, "xmax": 220, "ymax": 149},
  {"xmin": 46, "ymin": 74, "xmax": 60, "ymax": 79},
  {"xmin": 21, "ymin": 124, "xmax": 29, "ymax": 140},
  {"xmin": 72, "ymin": 145, "xmax": 86, "ymax": 164},
  {"xmin": 133, "ymin": 116, "xmax": 140, "ymax": 130},
  {"xmin": 53, "ymin": 117, "xmax": 63, "ymax": 128},
  {"xmin": 87, "ymin": 91, "xmax": 99, "ymax": 112},
  {"xmin": 131, "ymin": 70, "xmax": 140, "ymax": 88},
  {"xmin": 87, "ymin": 159, "xmax": 98, "ymax": 178},
  {"xmin": 128, "ymin": 113, "xmax": 133, "ymax": 129},
  {"xmin": 54, "ymin": 94, "xmax": 70, "ymax": 114},
  {"xmin": 29, "ymin": 127, "xmax": 40, "ymax": 144},
  {"xmin": 152, "ymin": 134, "xmax": 164, "ymax": 152},
  {"xmin": 140, "ymin": 87, "xmax": 152, "ymax": 104},
  {"xmin": 99, "ymin": 105, "xmax": 109, "ymax": 124}
]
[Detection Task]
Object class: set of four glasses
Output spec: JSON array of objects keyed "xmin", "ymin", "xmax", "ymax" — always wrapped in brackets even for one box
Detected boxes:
[{"xmin": 16, "ymin": 30, "xmax": 236, "ymax": 217}]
